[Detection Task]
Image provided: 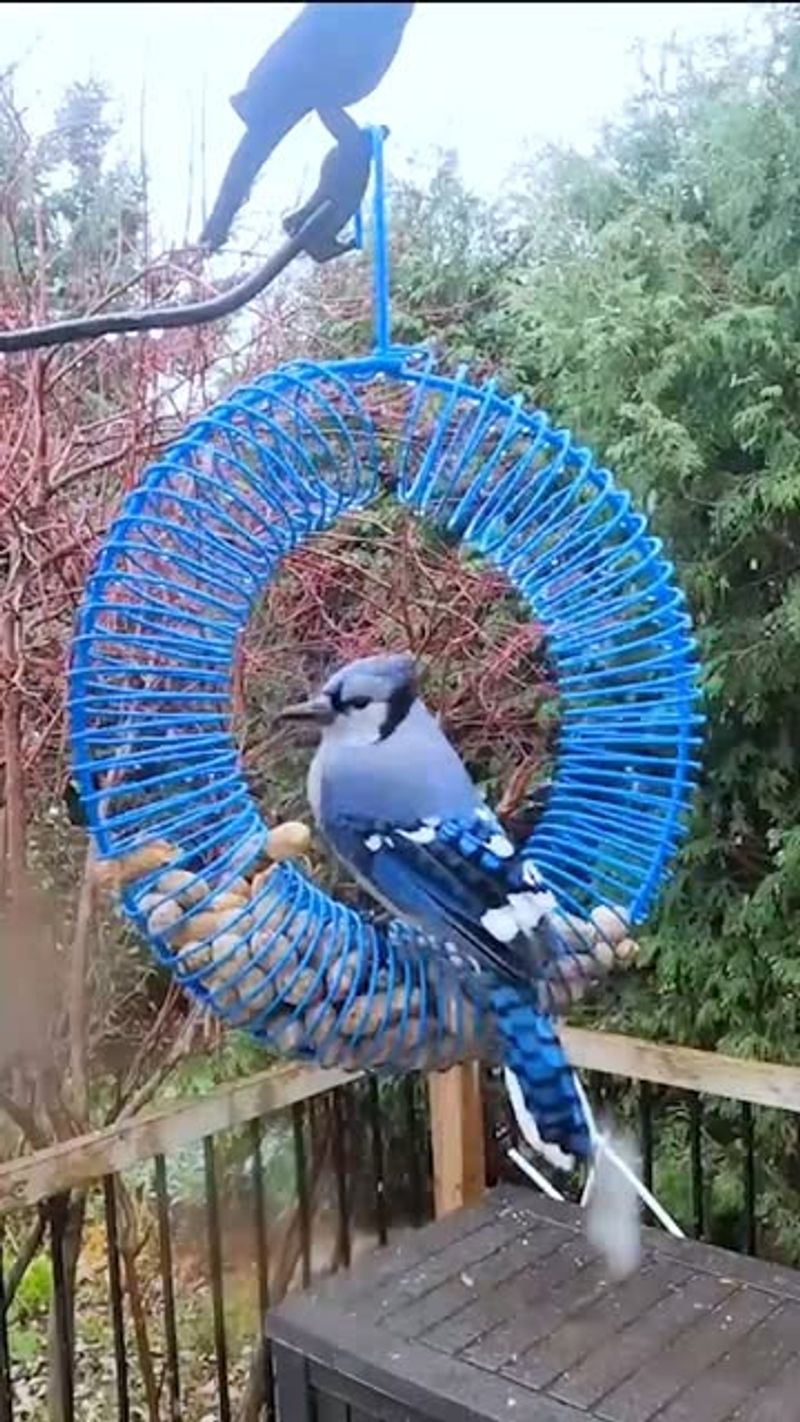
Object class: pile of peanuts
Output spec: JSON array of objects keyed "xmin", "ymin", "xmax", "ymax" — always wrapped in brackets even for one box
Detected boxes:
[{"xmin": 93, "ymin": 821, "xmax": 639, "ymax": 1071}]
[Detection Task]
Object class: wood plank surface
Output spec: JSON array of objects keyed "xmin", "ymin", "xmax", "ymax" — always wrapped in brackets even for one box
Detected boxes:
[{"xmin": 270, "ymin": 1185, "xmax": 800, "ymax": 1422}]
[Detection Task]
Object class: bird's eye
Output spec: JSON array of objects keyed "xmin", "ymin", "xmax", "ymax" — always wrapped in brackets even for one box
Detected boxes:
[{"xmin": 347, "ymin": 695, "xmax": 371, "ymax": 711}]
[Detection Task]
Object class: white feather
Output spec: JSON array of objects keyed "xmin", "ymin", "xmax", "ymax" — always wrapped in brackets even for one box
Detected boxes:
[
  {"xmin": 399, "ymin": 825, "xmax": 437, "ymax": 845},
  {"xmin": 507, "ymin": 890, "xmax": 556, "ymax": 932},
  {"xmin": 572, "ymin": 1074, "xmax": 641, "ymax": 1279},
  {"xmin": 503, "ymin": 1068, "xmax": 575, "ymax": 1171},
  {"xmin": 507, "ymin": 1146, "xmax": 565, "ymax": 1201},
  {"xmin": 505, "ymin": 1067, "xmax": 683, "ymax": 1282},
  {"xmin": 481, "ymin": 905, "xmax": 519, "ymax": 943},
  {"xmin": 584, "ymin": 1133, "xmax": 642, "ymax": 1281},
  {"xmin": 487, "ymin": 832, "xmax": 515, "ymax": 859}
]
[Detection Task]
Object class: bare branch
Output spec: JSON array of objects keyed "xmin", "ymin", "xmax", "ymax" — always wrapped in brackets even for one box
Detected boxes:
[
  {"xmin": 2, "ymin": 1210, "xmax": 45, "ymax": 1314},
  {"xmin": 66, "ymin": 847, "xmax": 95, "ymax": 1123}
]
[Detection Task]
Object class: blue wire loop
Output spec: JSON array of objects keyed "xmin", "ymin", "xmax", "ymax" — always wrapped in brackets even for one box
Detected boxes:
[
  {"xmin": 370, "ymin": 125, "xmax": 391, "ymax": 352},
  {"xmin": 68, "ymin": 139, "xmax": 702, "ymax": 1078}
]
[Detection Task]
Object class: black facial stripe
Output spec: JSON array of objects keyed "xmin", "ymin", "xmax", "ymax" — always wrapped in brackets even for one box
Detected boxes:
[
  {"xmin": 380, "ymin": 682, "xmax": 415, "ymax": 739},
  {"xmin": 332, "ymin": 689, "xmax": 370, "ymax": 713}
]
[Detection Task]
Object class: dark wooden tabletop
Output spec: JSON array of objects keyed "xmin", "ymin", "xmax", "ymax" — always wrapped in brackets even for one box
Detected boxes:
[{"xmin": 269, "ymin": 1185, "xmax": 800, "ymax": 1422}]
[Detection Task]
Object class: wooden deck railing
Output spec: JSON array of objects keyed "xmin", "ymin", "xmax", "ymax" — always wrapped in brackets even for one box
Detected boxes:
[
  {"xmin": 1, "ymin": 1030, "xmax": 800, "ymax": 1421},
  {"xmin": 0, "ymin": 1064, "xmax": 357, "ymax": 1215}
]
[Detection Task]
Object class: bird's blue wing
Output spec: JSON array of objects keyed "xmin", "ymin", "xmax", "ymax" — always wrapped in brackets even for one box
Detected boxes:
[
  {"xmin": 324, "ymin": 808, "xmax": 594, "ymax": 1160},
  {"xmin": 323, "ymin": 809, "xmax": 561, "ymax": 990}
]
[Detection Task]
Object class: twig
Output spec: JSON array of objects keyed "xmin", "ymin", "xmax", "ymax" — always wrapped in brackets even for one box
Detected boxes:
[
  {"xmin": 117, "ymin": 982, "xmax": 181, "ymax": 1104},
  {"xmin": 1, "ymin": 1211, "xmax": 46, "ymax": 1314},
  {"xmin": 1, "ymin": 610, "xmax": 27, "ymax": 897},
  {"xmin": 116, "ymin": 1178, "xmax": 160, "ymax": 1422},
  {"xmin": 66, "ymin": 846, "xmax": 95, "ymax": 1123},
  {"xmin": 114, "ymin": 1006, "xmax": 202, "ymax": 1123},
  {"xmin": 0, "ymin": 1090, "xmax": 49, "ymax": 1151}
]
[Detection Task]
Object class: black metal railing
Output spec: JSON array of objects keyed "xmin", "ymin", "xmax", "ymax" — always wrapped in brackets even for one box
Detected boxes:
[
  {"xmin": 0, "ymin": 1073, "xmax": 433, "ymax": 1421},
  {"xmin": 2, "ymin": 1041, "xmax": 800, "ymax": 1421},
  {"xmin": 632, "ymin": 1082, "xmax": 762, "ymax": 1255}
]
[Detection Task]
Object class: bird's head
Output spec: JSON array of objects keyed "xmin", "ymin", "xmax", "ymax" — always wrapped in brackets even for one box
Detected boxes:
[{"xmin": 276, "ymin": 651, "xmax": 418, "ymax": 747}]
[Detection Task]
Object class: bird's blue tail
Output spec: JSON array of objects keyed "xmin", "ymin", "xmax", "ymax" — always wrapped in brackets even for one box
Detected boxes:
[{"xmin": 490, "ymin": 984, "xmax": 591, "ymax": 1160}]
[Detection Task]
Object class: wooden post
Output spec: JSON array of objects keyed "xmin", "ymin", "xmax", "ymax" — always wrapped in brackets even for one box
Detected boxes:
[{"xmin": 427, "ymin": 1065, "xmax": 486, "ymax": 1218}]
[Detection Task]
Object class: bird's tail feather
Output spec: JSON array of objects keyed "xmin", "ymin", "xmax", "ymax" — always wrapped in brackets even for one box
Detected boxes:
[
  {"xmin": 503, "ymin": 1066, "xmax": 576, "ymax": 1172},
  {"xmin": 491, "ymin": 986, "xmax": 591, "ymax": 1159},
  {"xmin": 504, "ymin": 1059, "xmax": 684, "ymax": 1280}
]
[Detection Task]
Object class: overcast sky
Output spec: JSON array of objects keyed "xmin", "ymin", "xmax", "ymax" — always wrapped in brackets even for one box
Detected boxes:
[{"xmin": 3, "ymin": 2, "xmax": 760, "ymax": 256}]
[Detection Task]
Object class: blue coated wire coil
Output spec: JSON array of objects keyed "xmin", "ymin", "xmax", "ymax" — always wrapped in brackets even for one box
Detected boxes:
[{"xmin": 68, "ymin": 346, "xmax": 703, "ymax": 1075}]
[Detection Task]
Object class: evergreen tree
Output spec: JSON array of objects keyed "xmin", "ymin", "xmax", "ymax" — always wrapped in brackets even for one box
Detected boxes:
[{"xmin": 491, "ymin": 4, "xmax": 800, "ymax": 1057}]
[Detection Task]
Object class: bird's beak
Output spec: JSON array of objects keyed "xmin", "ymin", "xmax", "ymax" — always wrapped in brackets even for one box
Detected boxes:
[{"xmin": 274, "ymin": 695, "xmax": 334, "ymax": 728}]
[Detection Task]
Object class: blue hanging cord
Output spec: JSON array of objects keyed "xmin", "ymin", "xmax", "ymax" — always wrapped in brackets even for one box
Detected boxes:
[{"xmin": 369, "ymin": 125, "xmax": 392, "ymax": 353}]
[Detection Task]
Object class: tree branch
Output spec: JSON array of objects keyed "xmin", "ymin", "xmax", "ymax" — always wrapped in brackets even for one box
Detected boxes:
[
  {"xmin": 1, "ymin": 1211, "xmax": 46, "ymax": 1315},
  {"xmin": 67, "ymin": 846, "xmax": 95, "ymax": 1124}
]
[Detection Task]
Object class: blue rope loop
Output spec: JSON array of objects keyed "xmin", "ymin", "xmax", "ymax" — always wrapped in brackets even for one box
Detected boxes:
[{"xmin": 69, "ymin": 349, "xmax": 702, "ymax": 1072}]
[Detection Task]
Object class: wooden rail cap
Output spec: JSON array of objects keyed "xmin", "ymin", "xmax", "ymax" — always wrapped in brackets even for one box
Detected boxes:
[{"xmin": 2, "ymin": 1030, "xmax": 800, "ymax": 1215}]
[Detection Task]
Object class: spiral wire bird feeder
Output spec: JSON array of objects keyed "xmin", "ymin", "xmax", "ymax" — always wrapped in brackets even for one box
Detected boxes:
[{"xmin": 68, "ymin": 129, "xmax": 703, "ymax": 1080}]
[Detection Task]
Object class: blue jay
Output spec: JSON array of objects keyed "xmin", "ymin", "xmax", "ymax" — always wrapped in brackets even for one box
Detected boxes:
[
  {"xmin": 276, "ymin": 651, "xmax": 687, "ymax": 1275},
  {"xmin": 277, "ymin": 649, "xmax": 593, "ymax": 1161},
  {"xmin": 200, "ymin": 2, "xmax": 414, "ymax": 252}
]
